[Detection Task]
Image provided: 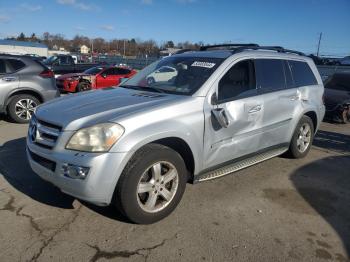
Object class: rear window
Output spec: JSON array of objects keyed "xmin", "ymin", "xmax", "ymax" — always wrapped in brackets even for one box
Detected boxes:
[
  {"xmin": 255, "ymin": 59, "xmax": 286, "ymax": 91},
  {"xmin": 7, "ymin": 59, "xmax": 26, "ymax": 72},
  {"xmin": 288, "ymin": 60, "xmax": 318, "ymax": 87},
  {"xmin": 325, "ymin": 74, "xmax": 350, "ymax": 91}
]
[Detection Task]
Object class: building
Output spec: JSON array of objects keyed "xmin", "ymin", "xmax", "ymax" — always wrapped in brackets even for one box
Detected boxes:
[
  {"xmin": 80, "ymin": 45, "xmax": 90, "ymax": 54},
  {"xmin": 0, "ymin": 39, "xmax": 48, "ymax": 57}
]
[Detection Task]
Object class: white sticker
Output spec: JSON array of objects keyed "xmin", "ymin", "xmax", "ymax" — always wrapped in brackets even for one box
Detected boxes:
[{"xmin": 191, "ymin": 61, "xmax": 216, "ymax": 68}]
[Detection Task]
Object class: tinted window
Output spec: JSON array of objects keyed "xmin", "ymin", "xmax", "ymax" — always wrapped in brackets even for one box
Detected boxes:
[
  {"xmin": 283, "ymin": 61, "xmax": 294, "ymax": 88},
  {"xmin": 115, "ymin": 68, "xmax": 130, "ymax": 75},
  {"xmin": 103, "ymin": 68, "xmax": 115, "ymax": 76},
  {"xmin": 6, "ymin": 59, "xmax": 26, "ymax": 72},
  {"xmin": 289, "ymin": 60, "xmax": 318, "ymax": 87},
  {"xmin": 218, "ymin": 60, "xmax": 256, "ymax": 102},
  {"xmin": 325, "ymin": 74, "xmax": 350, "ymax": 91},
  {"xmin": 0, "ymin": 59, "xmax": 6, "ymax": 74},
  {"xmin": 59, "ymin": 56, "xmax": 69, "ymax": 65},
  {"xmin": 255, "ymin": 59, "xmax": 286, "ymax": 91}
]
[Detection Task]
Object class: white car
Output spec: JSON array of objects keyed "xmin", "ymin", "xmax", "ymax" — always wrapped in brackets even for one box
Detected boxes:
[{"xmin": 146, "ymin": 66, "xmax": 177, "ymax": 84}]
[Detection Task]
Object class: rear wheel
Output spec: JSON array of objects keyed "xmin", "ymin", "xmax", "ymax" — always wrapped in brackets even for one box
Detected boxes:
[
  {"xmin": 7, "ymin": 94, "xmax": 40, "ymax": 123},
  {"xmin": 288, "ymin": 115, "xmax": 314, "ymax": 158},
  {"xmin": 114, "ymin": 144, "xmax": 187, "ymax": 224},
  {"xmin": 76, "ymin": 81, "xmax": 91, "ymax": 92}
]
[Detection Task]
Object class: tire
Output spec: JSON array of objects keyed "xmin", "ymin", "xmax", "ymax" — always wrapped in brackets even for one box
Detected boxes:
[
  {"xmin": 114, "ymin": 144, "xmax": 187, "ymax": 224},
  {"xmin": 287, "ymin": 115, "xmax": 315, "ymax": 159},
  {"xmin": 147, "ymin": 77, "xmax": 155, "ymax": 85},
  {"xmin": 7, "ymin": 94, "xmax": 40, "ymax": 123},
  {"xmin": 76, "ymin": 81, "xmax": 91, "ymax": 92}
]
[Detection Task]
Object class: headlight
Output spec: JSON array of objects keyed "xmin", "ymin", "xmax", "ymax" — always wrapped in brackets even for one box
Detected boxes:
[{"xmin": 66, "ymin": 123, "xmax": 124, "ymax": 152}]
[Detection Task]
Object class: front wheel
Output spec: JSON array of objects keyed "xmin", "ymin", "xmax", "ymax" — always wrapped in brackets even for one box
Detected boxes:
[
  {"xmin": 114, "ymin": 144, "xmax": 187, "ymax": 224},
  {"xmin": 76, "ymin": 81, "xmax": 91, "ymax": 92},
  {"xmin": 287, "ymin": 115, "xmax": 314, "ymax": 158}
]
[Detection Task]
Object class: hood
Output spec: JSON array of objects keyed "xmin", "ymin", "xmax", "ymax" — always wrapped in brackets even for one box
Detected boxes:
[
  {"xmin": 57, "ymin": 73, "xmax": 91, "ymax": 80},
  {"xmin": 35, "ymin": 88, "xmax": 185, "ymax": 130}
]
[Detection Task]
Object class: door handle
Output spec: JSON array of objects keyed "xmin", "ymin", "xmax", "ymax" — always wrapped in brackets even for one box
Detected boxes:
[
  {"xmin": 248, "ymin": 105, "xmax": 262, "ymax": 113},
  {"xmin": 2, "ymin": 77, "xmax": 17, "ymax": 82}
]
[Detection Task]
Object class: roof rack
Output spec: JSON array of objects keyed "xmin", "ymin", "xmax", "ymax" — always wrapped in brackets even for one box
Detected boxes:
[
  {"xmin": 199, "ymin": 44, "xmax": 305, "ymax": 56},
  {"xmin": 233, "ymin": 45, "xmax": 305, "ymax": 56},
  {"xmin": 199, "ymin": 43, "xmax": 259, "ymax": 51}
]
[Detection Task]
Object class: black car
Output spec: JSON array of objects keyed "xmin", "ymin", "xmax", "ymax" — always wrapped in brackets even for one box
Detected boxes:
[
  {"xmin": 324, "ymin": 73, "xmax": 350, "ymax": 123},
  {"xmin": 43, "ymin": 55, "xmax": 99, "ymax": 75}
]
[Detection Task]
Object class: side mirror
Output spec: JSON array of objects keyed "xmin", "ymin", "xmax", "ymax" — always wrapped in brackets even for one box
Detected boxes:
[
  {"xmin": 212, "ymin": 108, "xmax": 230, "ymax": 128},
  {"xmin": 101, "ymin": 74, "xmax": 107, "ymax": 78}
]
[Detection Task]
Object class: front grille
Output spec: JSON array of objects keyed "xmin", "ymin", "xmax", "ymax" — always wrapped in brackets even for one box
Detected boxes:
[
  {"xmin": 28, "ymin": 149, "xmax": 56, "ymax": 172},
  {"xmin": 34, "ymin": 118, "xmax": 62, "ymax": 149}
]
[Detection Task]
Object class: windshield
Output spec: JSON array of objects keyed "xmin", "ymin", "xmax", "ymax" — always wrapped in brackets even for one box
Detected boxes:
[
  {"xmin": 84, "ymin": 66, "xmax": 105, "ymax": 75},
  {"xmin": 121, "ymin": 56, "xmax": 224, "ymax": 95},
  {"xmin": 43, "ymin": 56, "xmax": 57, "ymax": 65}
]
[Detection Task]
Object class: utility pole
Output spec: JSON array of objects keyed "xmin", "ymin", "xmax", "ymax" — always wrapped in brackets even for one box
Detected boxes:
[
  {"xmin": 123, "ymin": 39, "xmax": 126, "ymax": 57},
  {"xmin": 316, "ymin": 32, "xmax": 322, "ymax": 57},
  {"xmin": 90, "ymin": 39, "xmax": 93, "ymax": 62}
]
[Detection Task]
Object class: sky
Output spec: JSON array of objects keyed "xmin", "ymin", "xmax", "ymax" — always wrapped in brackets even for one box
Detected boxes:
[{"xmin": 0, "ymin": 0, "xmax": 349, "ymax": 56}]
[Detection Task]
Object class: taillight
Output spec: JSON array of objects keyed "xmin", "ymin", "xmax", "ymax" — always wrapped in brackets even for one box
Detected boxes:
[{"xmin": 39, "ymin": 69, "xmax": 54, "ymax": 78}]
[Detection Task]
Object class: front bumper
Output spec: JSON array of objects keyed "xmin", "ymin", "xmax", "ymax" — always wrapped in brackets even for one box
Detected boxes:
[
  {"xmin": 26, "ymin": 137, "xmax": 130, "ymax": 206},
  {"xmin": 56, "ymin": 79, "xmax": 79, "ymax": 93}
]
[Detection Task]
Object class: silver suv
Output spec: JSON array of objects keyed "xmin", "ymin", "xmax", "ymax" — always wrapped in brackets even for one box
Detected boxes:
[
  {"xmin": 26, "ymin": 44, "xmax": 325, "ymax": 224},
  {"xmin": 0, "ymin": 55, "xmax": 59, "ymax": 123}
]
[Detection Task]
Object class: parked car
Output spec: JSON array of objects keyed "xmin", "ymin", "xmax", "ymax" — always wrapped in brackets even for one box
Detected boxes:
[
  {"xmin": 146, "ymin": 66, "xmax": 177, "ymax": 84},
  {"xmin": 0, "ymin": 54, "xmax": 59, "ymax": 123},
  {"xmin": 323, "ymin": 72, "xmax": 350, "ymax": 123},
  {"xmin": 56, "ymin": 66, "xmax": 137, "ymax": 93},
  {"xmin": 26, "ymin": 44, "xmax": 325, "ymax": 224},
  {"xmin": 43, "ymin": 55, "xmax": 99, "ymax": 76}
]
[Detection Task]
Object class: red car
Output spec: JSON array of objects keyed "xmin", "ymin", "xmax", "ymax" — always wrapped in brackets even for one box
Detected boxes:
[{"xmin": 56, "ymin": 66, "xmax": 137, "ymax": 92}]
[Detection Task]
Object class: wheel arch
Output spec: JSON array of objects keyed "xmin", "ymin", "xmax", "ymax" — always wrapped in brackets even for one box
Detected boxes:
[
  {"xmin": 5, "ymin": 89, "xmax": 43, "ymax": 107},
  {"xmin": 304, "ymin": 110, "xmax": 318, "ymax": 133}
]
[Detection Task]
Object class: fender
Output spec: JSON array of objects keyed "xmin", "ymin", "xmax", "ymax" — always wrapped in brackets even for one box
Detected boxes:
[
  {"xmin": 110, "ymin": 119, "xmax": 204, "ymax": 175},
  {"xmin": 5, "ymin": 87, "xmax": 43, "ymax": 106}
]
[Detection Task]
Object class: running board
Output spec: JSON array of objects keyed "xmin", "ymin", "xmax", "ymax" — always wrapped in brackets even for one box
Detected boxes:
[{"xmin": 195, "ymin": 147, "xmax": 288, "ymax": 182}]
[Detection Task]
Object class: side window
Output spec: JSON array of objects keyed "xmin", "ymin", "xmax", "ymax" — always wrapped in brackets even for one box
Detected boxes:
[
  {"xmin": 59, "ymin": 56, "xmax": 69, "ymax": 65},
  {"xmin": 103, "ymin": 68, "xmax": 115, "ymax": 76},
  {"xmin": 218, "ymin": 60, "xmax": 256, "ymax": 102},
  {"xmin": 255, "ymin": 59, "xmax": 286, "ymax": 92},
  {"xmin": 114, "ymin": 68, "xmax": 130, "ymax": 75},
  {"xmin": 283, "ymin": 60, "xmax": 294, "ymax": 88},
  {"xmin": 0, "ymin": 59, "xmax": 6, "ymax": 74},
  {"xmin": 6, "ymin": 59, "xmax": 26, "ymax": 73},
  {"xmin": 288, "ymin": 60, "xmax": 318, "ymax": 87}
]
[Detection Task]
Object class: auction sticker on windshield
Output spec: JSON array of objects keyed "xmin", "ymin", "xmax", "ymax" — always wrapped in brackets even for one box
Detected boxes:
[{"xmin": 191, "ymin": 61, "xmax": 216, "ymax": 68}]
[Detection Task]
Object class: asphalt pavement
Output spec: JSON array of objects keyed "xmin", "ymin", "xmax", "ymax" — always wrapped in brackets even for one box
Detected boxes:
[{"xmin": 0, "ymin": 115, "xmax": 349, "ymax": 262}]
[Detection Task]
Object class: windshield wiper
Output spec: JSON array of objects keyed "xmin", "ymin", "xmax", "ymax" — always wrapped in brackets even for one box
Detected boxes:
[{"xmin": 120, "ymin": 85, "xmax": 165, "ymax": 93}]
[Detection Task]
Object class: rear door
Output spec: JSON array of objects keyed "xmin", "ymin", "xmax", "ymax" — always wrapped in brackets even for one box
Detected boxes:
[
  {"xmin": 203, "ymin": 59, "xmax": 265, "ymax": 169},
  {"xmin": 254, "ymin": 58, "xmax": 299, "ymax": 147},
  {"xmin": 0, "ymin": 59, "xmax": 20, "ymax": 108}
]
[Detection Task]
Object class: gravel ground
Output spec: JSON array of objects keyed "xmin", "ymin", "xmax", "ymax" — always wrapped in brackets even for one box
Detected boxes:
[{"xmin": 0, "ymin": 116, "xmax": 349, "ymax": 262}]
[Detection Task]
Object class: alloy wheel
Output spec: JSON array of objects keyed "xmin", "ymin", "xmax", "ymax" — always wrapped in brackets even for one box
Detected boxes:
[
  {"xmin": 136, "ymin": 161, "xmax": 179, "ymax": 213},
  {"xmin": 297, "ymin": 123, "xmax": 311, "ymax": 153},
  {"xmin": 15, "ymin": 99, "xmax": 37, "ymax": 120}
]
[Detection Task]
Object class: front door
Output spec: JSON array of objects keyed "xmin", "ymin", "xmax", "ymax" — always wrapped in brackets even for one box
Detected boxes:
[{"xmin": 203, "ymin": 59, "xmax": 265, "ymax": 169}]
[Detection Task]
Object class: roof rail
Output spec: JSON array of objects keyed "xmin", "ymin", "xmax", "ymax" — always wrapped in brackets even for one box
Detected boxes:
[
  {"xmin": 198, "ymin": 43, "xmax": 305, "ymax": 56},
  {"xmin": 233, "ymin": 45, "xmax": 305, "ymax": 56},
  {"xmin": 199, "ymin": 43, "xmax": 259, "ymax": 51}
]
